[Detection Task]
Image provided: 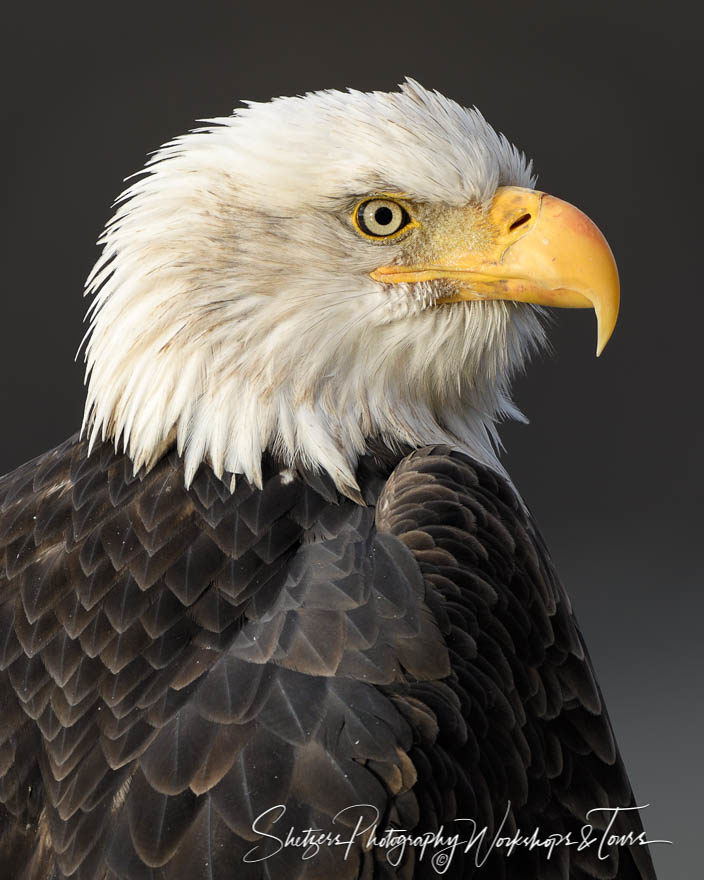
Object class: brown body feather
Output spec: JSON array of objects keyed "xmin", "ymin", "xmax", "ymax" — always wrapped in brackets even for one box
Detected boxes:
[{"xmin": 0, "ymin": 437, "xmax": 655, "ymax": 879}]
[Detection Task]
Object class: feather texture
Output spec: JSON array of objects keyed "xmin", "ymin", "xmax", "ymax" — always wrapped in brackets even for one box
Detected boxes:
[{"xmin": 0, "ymin": 437, "xmax": 656, "ymax": 879}]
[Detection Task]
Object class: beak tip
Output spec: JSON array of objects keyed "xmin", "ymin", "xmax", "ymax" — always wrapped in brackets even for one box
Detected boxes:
[
  {"xmin": 595, "ymin": 324, "xmax": 616, "ymax": 356},
  {"xmin": 595, "ymin": 333, "xmax": 609, "ymax": 358},
  {"xmin": 594, "ymin": 300, "xmax": 618, "ymax": 358}
]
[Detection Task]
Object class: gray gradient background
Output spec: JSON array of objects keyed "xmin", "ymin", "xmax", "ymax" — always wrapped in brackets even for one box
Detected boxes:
[{"xmin": 2, "ymin": 2, "xmax": 701, "ymax": 877}]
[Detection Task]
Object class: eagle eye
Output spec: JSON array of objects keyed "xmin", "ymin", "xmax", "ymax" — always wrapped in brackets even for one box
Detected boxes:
[{"xmin": 354, "ymin": 197, "xmax": 414, "ymax": 240}]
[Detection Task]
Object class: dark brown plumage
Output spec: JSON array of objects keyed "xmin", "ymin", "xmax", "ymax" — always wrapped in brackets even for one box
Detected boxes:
[{"xmin": 0, "ymin": 436, "xmax": 655, "ymax": 879}]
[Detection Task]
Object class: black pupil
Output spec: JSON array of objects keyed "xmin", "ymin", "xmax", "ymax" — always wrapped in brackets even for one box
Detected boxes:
[{"xmin": 374, "ymin": 206, "xmax": 393, "ymax": 226}]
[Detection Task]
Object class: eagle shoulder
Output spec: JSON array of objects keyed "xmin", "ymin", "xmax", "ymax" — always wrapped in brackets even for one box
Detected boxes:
[{"xmin": 377, "ymin": 445, "xmax": 656, "ymax": 880}]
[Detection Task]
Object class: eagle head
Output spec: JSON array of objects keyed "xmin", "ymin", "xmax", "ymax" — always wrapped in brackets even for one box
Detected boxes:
[{"xmin": 82, "ymin": 80, "xmax": 618, "ymax": 498}]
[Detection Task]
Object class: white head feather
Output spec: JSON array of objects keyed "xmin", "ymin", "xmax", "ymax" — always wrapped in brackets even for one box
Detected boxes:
[{"xmin": 82, "ymin": 80, "xmax": 544, "ymax": 497}]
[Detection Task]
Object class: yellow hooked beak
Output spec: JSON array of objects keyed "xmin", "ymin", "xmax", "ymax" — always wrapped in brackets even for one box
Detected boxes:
[{"xmin": 370, "ymin": 186, "xmax": 620, "ymax": 356}]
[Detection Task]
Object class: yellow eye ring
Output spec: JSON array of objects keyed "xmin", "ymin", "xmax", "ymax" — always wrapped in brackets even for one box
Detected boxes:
[{"xmin": 352, "ymin": 195, "xmax": 418, "ymax": 241}]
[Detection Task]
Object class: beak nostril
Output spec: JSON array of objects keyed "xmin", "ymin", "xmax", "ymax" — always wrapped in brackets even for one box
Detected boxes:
[{"xmin": 509, "ymin": 213, "xmax": 532, "ymax": 232}]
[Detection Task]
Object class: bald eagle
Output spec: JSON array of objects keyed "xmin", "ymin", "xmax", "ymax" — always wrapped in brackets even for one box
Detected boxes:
[{"xmin": 0, "ymin": 81, "xmax": 655, "ymax": 880}]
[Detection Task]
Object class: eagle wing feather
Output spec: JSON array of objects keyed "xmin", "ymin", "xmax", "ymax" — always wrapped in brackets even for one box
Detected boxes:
[{"xmin": 0, "ymin": 438, "xmax": 655, "ymax": 879}]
